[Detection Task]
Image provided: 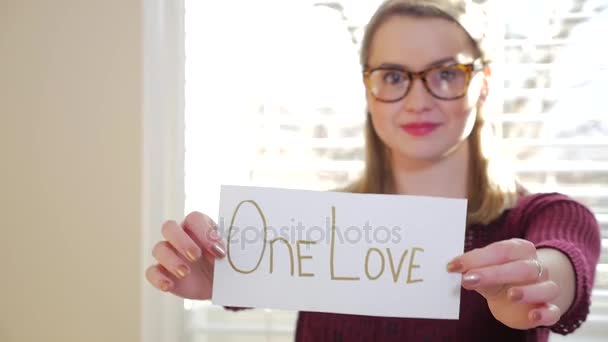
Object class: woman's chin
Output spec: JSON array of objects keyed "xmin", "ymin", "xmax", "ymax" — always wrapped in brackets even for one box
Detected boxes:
[{"xmin": 393, "ymin": 146, "xmax": 452, "ymax": 164}]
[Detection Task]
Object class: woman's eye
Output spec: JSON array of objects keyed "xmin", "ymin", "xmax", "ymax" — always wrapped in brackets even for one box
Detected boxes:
[
  {"xmin": 383, "ymin": 71, "xmax": 405, "ymax": 84},
  {"xmin": 438, "ymin": 69, "xmax": 458, "ymax": 81}
]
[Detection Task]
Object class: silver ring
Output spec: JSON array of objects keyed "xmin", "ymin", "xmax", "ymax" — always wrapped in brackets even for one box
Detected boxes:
[{"xmin": 532, "ymin": 258, "xmax": 544, "ymax": 280}]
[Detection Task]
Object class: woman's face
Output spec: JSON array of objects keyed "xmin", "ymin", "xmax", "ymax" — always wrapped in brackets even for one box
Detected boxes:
[{"xmin": 366, "ymin": 15, "xmax": 486, "ymax": 162}]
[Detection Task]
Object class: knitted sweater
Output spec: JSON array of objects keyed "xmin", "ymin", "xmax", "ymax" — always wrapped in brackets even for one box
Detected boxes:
[{"xmin": 230, "ymin": 193, "xmax": 602, "ymax": 341}]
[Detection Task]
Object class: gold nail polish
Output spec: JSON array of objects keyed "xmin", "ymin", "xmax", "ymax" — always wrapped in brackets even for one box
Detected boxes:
[
  {"xmin": 212, "ymin": 244, "xmax": 226, "ymax": 258},
  {"xmin": 176, "ymin": 265, "xmax": 189, "ymax": 278},
  {"xmin": 160, "ymin": 281, "xmax": 170, "ymax": 292},
  {"xmin": 508, "ymin": 288, "xmax": 523, "ymax": 302},
  {"xmin": 186, "ymin": 249, "xmax": 197, "ymax": 262},
  {"xmin": 446, "ymin": 260, "xmax": 463, "ymax": 272}
]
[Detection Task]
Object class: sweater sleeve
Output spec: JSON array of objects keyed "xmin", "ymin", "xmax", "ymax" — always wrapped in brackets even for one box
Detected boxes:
[{"xmin": 520, "ymin": 193, "xmax": 601, "ymax": 335}]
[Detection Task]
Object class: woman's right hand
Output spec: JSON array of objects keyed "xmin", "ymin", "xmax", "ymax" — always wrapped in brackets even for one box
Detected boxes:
[{"xmin": 145, "ymin": 211, "xmax": 226, "ymax": 300}]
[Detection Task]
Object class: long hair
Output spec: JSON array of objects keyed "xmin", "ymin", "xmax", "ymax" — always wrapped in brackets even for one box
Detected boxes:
[{"xmin": 344, "ymin": 0, "xmax": 520, "ymax": 225}]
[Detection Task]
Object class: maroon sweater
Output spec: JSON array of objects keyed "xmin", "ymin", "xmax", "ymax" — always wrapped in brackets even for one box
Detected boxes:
[{"xmin": 230, "ymin": 193, "xmax": 601, "ymax": 342}]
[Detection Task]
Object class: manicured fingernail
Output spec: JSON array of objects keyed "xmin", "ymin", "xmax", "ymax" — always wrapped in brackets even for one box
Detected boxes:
[
  {"xmin": 176, "ymin": 265, "xmax": 189, "ymax": 278},
  {"xmin": 186, "ymin": 248, "xmax": 198, "ymax": 262},
  {"xmin": 212, "ymin": 243, "xmax": 226, "ymax": 258},
  {"xmin": 531, "ymin": 311, "xmax": 542, "ymax": 322},
  {"xmin": 447, "ymin": 260, "xmax": 463, "ymax": 272},
  {"xmin": 508, "ymin": 288, "xmax": 523, "ymax": 302},
  {"xmin": 462, "ymin": 273, "xmax": 481, "ymax": 287},
  {"xmin": 159, "ymin": 280, "xmax": 170, "ymax": 292}
]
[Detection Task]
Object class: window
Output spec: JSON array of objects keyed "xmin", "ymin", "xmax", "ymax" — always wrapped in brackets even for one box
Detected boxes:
[{"xmin": 182, "ymin": 1, "xmax": 608, "ymax": 341}]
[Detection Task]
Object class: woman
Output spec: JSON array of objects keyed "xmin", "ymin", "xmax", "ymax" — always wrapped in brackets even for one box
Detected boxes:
[{"xmin": 145, "ymin": 0, "xmax": 601, "ymax": 340}]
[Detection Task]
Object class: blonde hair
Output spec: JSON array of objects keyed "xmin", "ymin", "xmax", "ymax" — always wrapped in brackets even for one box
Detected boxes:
[{"xmin": 345, "ymin": 0, "xmax": 520, "ymax": 225}]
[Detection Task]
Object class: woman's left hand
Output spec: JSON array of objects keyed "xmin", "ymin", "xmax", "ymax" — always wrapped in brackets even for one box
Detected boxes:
[{"xmin": 447, "ymin": 238, "xmax": 561, "ymax": 329}]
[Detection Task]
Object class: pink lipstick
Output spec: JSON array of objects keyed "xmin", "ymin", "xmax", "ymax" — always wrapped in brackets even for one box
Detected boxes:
[{"xmin": 400, "ymin": 122, "xmax": 441, "ymax": 137}]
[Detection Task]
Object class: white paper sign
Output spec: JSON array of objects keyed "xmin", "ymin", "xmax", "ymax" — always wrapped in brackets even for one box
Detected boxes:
[{"xmin": 212, "ymin": 185, "xmax": 467, "ymax": 319}]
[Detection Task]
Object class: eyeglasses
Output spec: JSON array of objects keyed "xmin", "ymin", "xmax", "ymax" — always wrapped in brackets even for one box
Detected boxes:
[{"xmin": 363, "ymin": 60, "xmax": 484, "ymax": 102}]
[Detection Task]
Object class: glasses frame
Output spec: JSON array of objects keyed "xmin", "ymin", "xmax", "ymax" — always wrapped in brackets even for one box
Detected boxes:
[{"xmin": 363, "ymin": 59, "xmax": 485, "ymax": 102}]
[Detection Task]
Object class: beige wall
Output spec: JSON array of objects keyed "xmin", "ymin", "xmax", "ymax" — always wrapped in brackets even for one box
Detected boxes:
[{"xmin": 0, "ymin": 1, "xmax": 142, "ymax": 341}]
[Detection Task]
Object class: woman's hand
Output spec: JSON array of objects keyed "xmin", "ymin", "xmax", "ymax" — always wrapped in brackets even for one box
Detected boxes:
[
  {"xmin": 447, "ymin": 238, "xmax": 561, "ymax": 329},
  {"xmin": 145, "ymin": 211, "xmax": 226, "ymax": 300}
]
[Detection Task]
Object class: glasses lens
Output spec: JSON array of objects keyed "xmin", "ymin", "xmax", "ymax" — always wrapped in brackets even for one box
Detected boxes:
[
  {"xmin": 426, "ymin": 65, "xmax": 468, "ymax": 99},
  {"xmin": 368, "ymin": 69, "xmax": 409, "ymax": 102}
]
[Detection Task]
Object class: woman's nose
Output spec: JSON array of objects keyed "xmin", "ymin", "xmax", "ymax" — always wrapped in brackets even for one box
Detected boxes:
[{"xmin": 403, "ymin": 78, "xmax": 432, "ymax": 115}]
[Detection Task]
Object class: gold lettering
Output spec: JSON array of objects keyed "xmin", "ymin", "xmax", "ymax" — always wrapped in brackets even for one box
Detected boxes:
[
  {"xmin": 386, "ymin": 248, "xmax": 408, "ymax": 283},
  {"xmin": 269, "ymin": 238, "xmax": 294, "ymax": 275},
  {"xmin": 226, "ymin": 200, "xmax": 267, "ymax": 274},
  {"xmin": 406, "ymin": 247, "xmax": 424, "ymax": 284},
  {"xmin": 296, "ymin": 240, "xmax": 316, "ymax": 277},
  {"xmin": 364, "ymin": 248, "xmax": 385, "ymax": 280},
  {"xmin": 330, "ymin": 206, "xmax": 360, "ymax": 281}
]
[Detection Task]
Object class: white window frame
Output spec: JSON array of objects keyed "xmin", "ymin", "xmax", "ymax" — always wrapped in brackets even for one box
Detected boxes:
[{"xmin": 141, "ymin": 1, "xmax": 186, "ymax": 342}]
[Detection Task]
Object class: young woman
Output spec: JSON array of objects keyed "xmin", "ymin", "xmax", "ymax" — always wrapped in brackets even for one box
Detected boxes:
[{"xmin": 145, "ymin": 0, "xmax": 601, "ymax": 340}]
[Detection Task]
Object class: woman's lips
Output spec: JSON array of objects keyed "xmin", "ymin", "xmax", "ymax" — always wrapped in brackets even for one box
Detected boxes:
[{"xmin": 399, "ymin": 122, "xmax": 442, "ymax": 137}]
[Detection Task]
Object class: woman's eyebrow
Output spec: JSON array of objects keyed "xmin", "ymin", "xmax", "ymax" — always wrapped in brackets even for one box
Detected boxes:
[
  {"xmin": 374, "ymin": 63, "xmax": 408, "ymax": 70},
  {"xmin": 373, "ymin": 57, "xmax": 459, "ymax": 71},
  {"xmin": 425, "ymin": 57, "xmax": 458, "ymax": 68}
]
